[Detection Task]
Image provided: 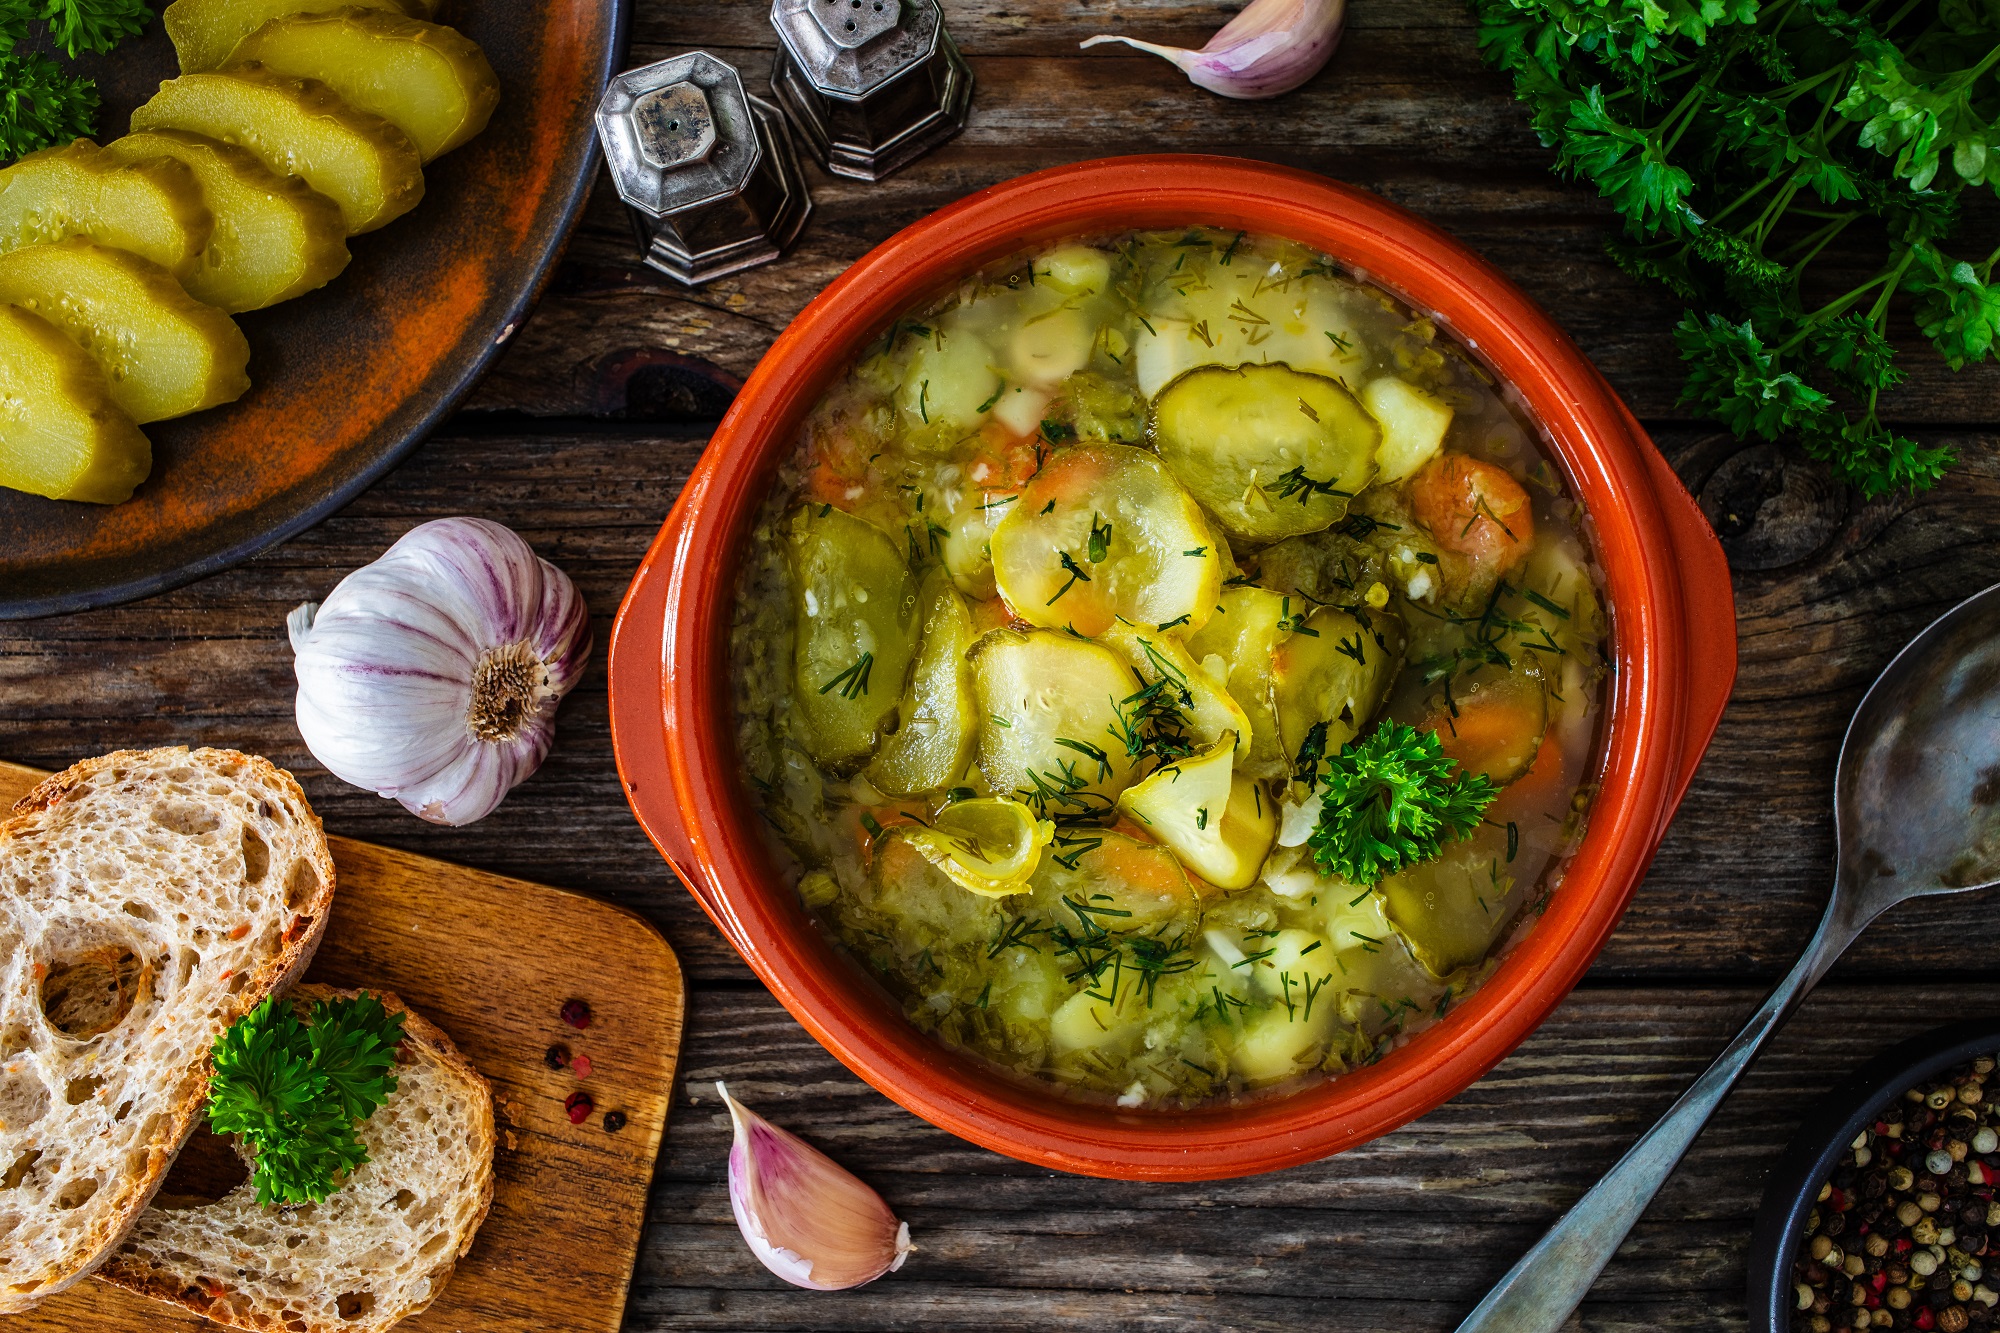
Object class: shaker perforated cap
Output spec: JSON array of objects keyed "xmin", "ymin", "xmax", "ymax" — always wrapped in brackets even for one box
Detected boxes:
[
  {"xmin": 595, "ymin": 50, "xmax": 812, "ymax": 286},
  {"xmin": 769, "ymin": 0, "xmax": 972, "ymax": 180}
]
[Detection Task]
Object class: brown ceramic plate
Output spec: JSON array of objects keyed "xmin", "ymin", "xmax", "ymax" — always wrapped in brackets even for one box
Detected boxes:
[{"xmin": 0, "ymin": 0, "xmax": 625, "ymax": 619}]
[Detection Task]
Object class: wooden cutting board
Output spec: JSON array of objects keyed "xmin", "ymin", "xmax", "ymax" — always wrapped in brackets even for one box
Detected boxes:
[{"xmin": 0, "ymin": 760, "xmax": 686, "ymax": 1333}]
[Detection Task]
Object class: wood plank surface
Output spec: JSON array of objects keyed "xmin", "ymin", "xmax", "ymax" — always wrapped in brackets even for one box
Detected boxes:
[
  {"xmin": 9, "ymin": 0, "xmax": 2000, "ymax": 1326},
  {"xmin": 0, "ymin": 763, "xmax": 686, "ymax": 1333}
]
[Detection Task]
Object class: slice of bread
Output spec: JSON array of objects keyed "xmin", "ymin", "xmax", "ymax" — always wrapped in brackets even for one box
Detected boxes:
[
  {"xmin": 99, "ymin": 986, "xmax": 496, "ymax": 1333},
  {"xmin": 0, "ymin": 747, "xmax": 335, "ymax": 1311}
]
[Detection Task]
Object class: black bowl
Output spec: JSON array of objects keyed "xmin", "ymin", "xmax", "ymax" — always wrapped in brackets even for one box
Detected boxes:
[{"xmin": 1748, "ymin": 1020, "xmax": 2000, "ymax": 1330}]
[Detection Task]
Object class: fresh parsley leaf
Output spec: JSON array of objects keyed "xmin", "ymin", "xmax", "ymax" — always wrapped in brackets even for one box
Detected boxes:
[
  {"xmin": 1306, "ymin": 721, "xmax": 1498, "ymax": 886},
  {"xmin": 207, "ymin": 994, "xmax": 406, "ymax": 1206},
  {"xmin": 0, "ymin": 52, "xmax": 96, "ymax": 160},
  {"xmin": 1476, "ymin": 0, "xmax": 1990, "ymax": 495}
]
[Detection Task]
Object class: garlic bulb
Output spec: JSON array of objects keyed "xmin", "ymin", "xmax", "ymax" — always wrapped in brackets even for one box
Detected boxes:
[
  {"xmin": 718, "ymin": 1081, "xmax": 914, "ymax": 1290},
  {"xmin": 1081, "ymin": 0, "xmax": 1345, "ymax": 100},
  {"xmin": 289, "ymin": 517, "xmax": 591, "ymax": 826}
]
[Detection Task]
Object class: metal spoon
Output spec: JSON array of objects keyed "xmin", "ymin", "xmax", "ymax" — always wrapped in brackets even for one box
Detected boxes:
[{"xmin": 1455, "ymin": 581, "xmax": 2000, "ymax": 1333}]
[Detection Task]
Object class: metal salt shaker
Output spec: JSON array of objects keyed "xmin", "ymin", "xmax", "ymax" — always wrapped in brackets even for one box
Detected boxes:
[
  {"xmin": 769, "ymin": 0, "xmax": 973, "ymax": 181},
  {"xmin": 595, "ymin": 51, "xmax": 813, "ymax": 286}
]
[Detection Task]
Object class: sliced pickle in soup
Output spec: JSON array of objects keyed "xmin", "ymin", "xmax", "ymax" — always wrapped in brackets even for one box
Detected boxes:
[
  {"xmin": 1379, "ymin": 823, "xmax": 1517, "ymax": 977},
  {"xmin": 1102, "ymin": 619, "xmax": 1251, "ymax": 757},
  {"xmin": 1361, "ymin": 375, "xmax": 1453, "ymax": 485},
  {"xmin": 786, "ymin": 505, "xmax": 921, "ymax": 767},
  {"xmin": 969, "ymin": 629, "xmax": 1138, "ymax": 813},
  {"xmin": 866, "ymin": 571, "xmax": 977, "ymax": 796},
  {"xmin": 1116, "ymin": 734, "xmax": 1275, "ymax": 891},
  {"xmin": 905, "ymin": 797, "xmax": 1054, "ymax": 897},
  {"xmin": 1131, "ymin": 249, "xmax": 1370, "ymax": 399},
  {"xmin": 1029, "ymin": 828, "xmax": 1201, "ymax": 934},
  {"xmin": 1185, "ymin": 586, "xmax": 1289, "ymax": 780},
  {"xmin": 989, "ymin": 443, "xmax": 1220, "ymax": 637},
  {"xmin": 1152, "ymin": 364, "xmax": 1380, "ymax": 540},
  {"xmin": 865, "ymin": 833, "xmax": 1007, "ymax": 951},
  {"xmin": 1272, "ymin": 605, "xmax": 1406, "ymax": 761},
  {"xmin": 1420, "ymin": 664, "xmax": 1548, "ymax": 786}
]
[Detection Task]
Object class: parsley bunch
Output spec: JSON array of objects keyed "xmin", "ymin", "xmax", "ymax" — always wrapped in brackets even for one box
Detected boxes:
[
  {"xmin": 207, "ymin": 994, "xmax": 406, "ymax": 1207},
  {"xmin": 0, "ymin": 0, "xmax": 153, "ymax": 161},
  {"xmin": 1307, "ymin": 722, "xmax": 1499, "ymax": 886},
  {"xmin": 1474, "ymin": 0, "xmax": 2000, "ymax": 495}
]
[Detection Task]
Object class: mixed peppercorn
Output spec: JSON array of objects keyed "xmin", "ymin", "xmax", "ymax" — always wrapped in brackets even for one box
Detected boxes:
[{"xmin": 1792, "ymin": 1056, "xmax": 2000, "ymax": 1332}]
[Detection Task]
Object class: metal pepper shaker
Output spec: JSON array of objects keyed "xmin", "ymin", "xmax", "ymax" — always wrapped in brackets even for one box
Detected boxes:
[
  {"xmin": 595, "ymin": 51, "xmax": 813, "ymax": 287},
  {"xmin": 769, "ymin": 0, "xmax": 973, "ymax": 181}
]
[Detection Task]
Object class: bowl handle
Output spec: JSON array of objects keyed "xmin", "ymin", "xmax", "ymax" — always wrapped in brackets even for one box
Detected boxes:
[
  {"xmin": 609, "ymin": 488, "xmax": 730, "ymax": 931},
  {"xmin": 1619, "ymin": 402, "xmax": 1738, "ymax": 815}
]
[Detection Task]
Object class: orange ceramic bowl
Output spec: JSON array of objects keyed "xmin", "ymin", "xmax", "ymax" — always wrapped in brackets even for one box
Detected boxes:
[{"xmin": 609, "ymin": 155, "xmax": 1737, "ymax": 1180}]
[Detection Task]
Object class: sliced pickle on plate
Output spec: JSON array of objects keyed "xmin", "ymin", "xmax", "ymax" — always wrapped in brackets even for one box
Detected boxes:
[
  {"xmin": 1272, "ymin": 604, "xmax": 1406, "ymax": 762},
  {"xmin": 1379, "ymin": 823, "xmax": 1518, "ymax": 977},
  {"xmin": 132, "ymin": 68, "xmax": 425, "ymax": 234},
  {"xmin": 1102, "ymin": 618, "xmax": 1251, "ymax": 757},
  {"xmin": 969, "ymin": 628, "xmax": 1139, "ymax": 813},
  {"xmin": 0, "ymin": 239, "xmax": 251, "ymax": 424},
  {"xmin": 1153, "ymin": 363, "xmax": 1380, "ymax": 540},
  {"xmin": 1185, "ymin": 585, "xmax": 1290, "ymax": 780},
  {"xmin": 101, "ymin": 129, "xmax": 350, "ymax": 312},
  {"xmin": 988, "ymin": 443, "xmax": 1220, "ymax": 638},
  {"xmin": 226, "ymin": 11, "xmax": 500, "ymax": 162},
  {"xmin": 866, "ymin": 571, "xmax": 977, "ymax": 797},
  {"xmin": 0, "ymin": 141, "xmax": 212, "ymax": 281},
  {"xmin": 904, "ymin": 797, "xmax": 1054, "ymax": 897},
  {"xmin": 785, "ymin": 504, "xmax": 921, "ymax": 767},
  {"xmin": 165, "ymin": 0, "xmax": 418, "ymax": 71},
  {"xmin": 1115, "ymin": 733, "xmax": 1276, "ymax": 891},
  {"xmin": 0, "ymin": 304, "xmax": 151, "ymax": 505}
]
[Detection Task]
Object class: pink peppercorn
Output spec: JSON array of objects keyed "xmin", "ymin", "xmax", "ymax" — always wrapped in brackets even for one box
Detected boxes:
[
  {"xmin": 571, "ymin": 1054, "xmax": 593, "ymax": 1080},
  {"xmin": 565, "ymin": 1091, "xmax": 594, "ymax": 1124},
  {"xmin": 560, "ymin": 998, "xmax": 592, "ymax": 1029}
]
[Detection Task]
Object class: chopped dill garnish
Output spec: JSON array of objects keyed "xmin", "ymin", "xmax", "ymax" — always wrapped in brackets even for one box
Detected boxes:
[
  {"xmin": 818, "ymin": 652, "xmax": 874, "ymax": 699},
  {"xmin": 1265, "ymin": 465, "xmax": 1352, "ymax": 506},
  {"xmin": 1087, "ymin": 512, "xmax": 1113, "ymax": 563},
  {"xmin": 1047, "ymin": 551, "xmax": 1093, "ymax": 605}
]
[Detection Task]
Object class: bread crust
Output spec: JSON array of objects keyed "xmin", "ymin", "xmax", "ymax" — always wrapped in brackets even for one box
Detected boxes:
[
  {"xmin": 0, "ymin": 747, "xmax": 336, "ymax": 1311},
  {"xmin": 95, "ymin": 987, "xmax": 497, "ymax": 1333}
]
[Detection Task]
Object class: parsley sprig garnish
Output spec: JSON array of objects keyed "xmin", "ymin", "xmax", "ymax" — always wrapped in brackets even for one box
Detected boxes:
[
  {"xmin": 1474, "ymin": 0, "xmax": 1995, "ymax": 495},
  {"xmin": 1307, "ymin": 721, "xmax": 1498, "ymax": 886},
  {"xmin": 0, "ymin": 0, "xmax": 155, "ymax": 160},
  {"xmin": 206, "ymin": 994, "xmax": 406, "ymax": 1207}
]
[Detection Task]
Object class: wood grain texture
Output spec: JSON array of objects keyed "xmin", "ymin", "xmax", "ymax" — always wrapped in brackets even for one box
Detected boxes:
[
  {"xmin": 0, "ymin": 762, "xmax": 686, "ymax": 1333},
  {"xmin": 8, "ymin": 0, "xmax": 2000, "ymax": 1324}
]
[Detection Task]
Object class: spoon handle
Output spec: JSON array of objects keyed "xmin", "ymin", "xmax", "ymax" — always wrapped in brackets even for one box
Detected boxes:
[{"xmin": 1451, "ymin": 899, "xmax": 1864, "ymax": 1333}]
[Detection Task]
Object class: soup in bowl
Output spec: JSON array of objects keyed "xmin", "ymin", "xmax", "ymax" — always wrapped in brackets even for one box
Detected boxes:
[
  {"xmin": 609, "ymin": 156, "xmax": 1735, "ymax": 1178},
  {"xmin": 729, "ymin": 228, "xmax": 1606, "ymax": 1109}
]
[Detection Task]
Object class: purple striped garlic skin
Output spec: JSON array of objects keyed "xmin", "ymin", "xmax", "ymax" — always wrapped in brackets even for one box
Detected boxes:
[
  {"xmin": 1081, "ymin": 0, "xmax": 1346, "ymax": 100},
  {"xmin": 718, "ymin": 1082, "xmax": 914, "ymax": 1290},
  {"xmin": 290, "ymin": 517, "xmax": 592, "ymax": 826}
]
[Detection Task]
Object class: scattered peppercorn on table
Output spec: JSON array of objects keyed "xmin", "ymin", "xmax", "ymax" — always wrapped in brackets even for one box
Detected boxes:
[{"xmin": 8, "ymin": 0, "xmax": 2000, "ymax": 1327}]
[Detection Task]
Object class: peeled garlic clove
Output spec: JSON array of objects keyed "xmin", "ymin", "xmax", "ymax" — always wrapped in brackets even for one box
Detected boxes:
[
  {"xmin": 1081, "ymin": 0, "xmax": 1345, "ymax": 100},
  {"xmin": 718, "ymin": 1081, "xmax": 914, "ymax": 1290}
]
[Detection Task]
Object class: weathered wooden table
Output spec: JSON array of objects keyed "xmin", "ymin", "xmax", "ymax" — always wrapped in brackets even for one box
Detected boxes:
[{"xmin": 8, "ymin": 1, "xmax": 2000, "ymax": 1328}]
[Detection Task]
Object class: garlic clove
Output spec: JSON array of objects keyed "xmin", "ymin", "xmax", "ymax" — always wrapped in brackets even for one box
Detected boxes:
[
  {"xmin": 717, "ymin": 1081, "xmax": 914, "ymax": 1290},
  {"xmin": 1081, "ymin": 0, "xmax": 1345, "ymax": 100}
]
